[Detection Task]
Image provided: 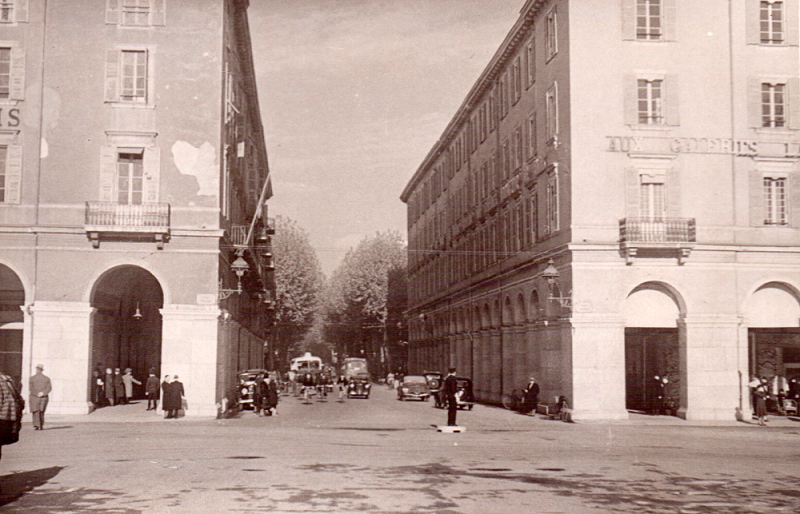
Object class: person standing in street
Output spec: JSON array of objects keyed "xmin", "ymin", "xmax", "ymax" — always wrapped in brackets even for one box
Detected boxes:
[
  {"xmin": 113, "ymin": 368, "xmax": 125, "ymax": 405},
  {"xmin": 122, "ymin": 368, "xmax": 142, "ymax": 405},
  {"xmin": 104, "ymin": 367, "xmax": 116, "ymax": 406},
  {"xmin": 522, "ymin": 376, "xmax": 540, "ymax": 415},
  {"xmin": 145, "ymin": 369, "xmax": 160, "ymax": 411},
  {"xmin": 163, "ymin": 375, "xmax": 184, "ymax": 419},
  {"xmin": 443, "ymin": 367, "xmax": 458, "ymax": 426},
  {"xmin": 29, "ymin": 364, "xmax": 52, "ymax": 431},
  {"xmin": 0, "ymin": 372, "xmax": 24, "ymax": 461}
]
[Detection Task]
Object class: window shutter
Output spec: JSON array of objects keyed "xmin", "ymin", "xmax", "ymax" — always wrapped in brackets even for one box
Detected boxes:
[
  {"xmin": 143, "ymin": 147, "xmax": 160, "ymax": 203},
  {"xmin": 106, "ymin": 0, "xmax": 120, "ymax": 24},
  {"xmin": 15, "ymin": 0, "xmax": 28, "ymax": 23},
  {"xmin": 99, "ymin": 146, "xmax": 116, "ymax": 202},
  {"xmin": 787, "ymin": 0, "xmax": 800, "ymax": 45},
  {"xmin": 621, "ymin": 0, "xmax": 636, "ymax": 40},
  {"xmin": 151, "ymin": 0, "xmax": 166, "ymax": 26},
  {"xmin": 666, "ymin": 167, "xmax": 680, "ymax": 217},
  {"xmin": 788, "ymin": 78, "xmax": 800, "ymax": 130},
  {"xmin": 747, "ymin": 77, "xmax": 763, "ymax": 128},
  {"xmin": 749, "ymin": 170, "xmax": 763, "ymax": 226},
  {"xmin": 791, "ymin": 174, "xmax": 800, "ymax": 228},
  {"xmin": 746, "ymin": 0, "xmax": 760, "ymax": 45},
  {"xmin": 626, "ymin": 168, "xmax": 639, "ymax": 217},
  {"xmin": 665, "ymin": 74, "xmax": 680, "ymax": 126},
  {"xmin": 623, "ymin": 75, "xmax": 637, "ymax": 125},
  {"xmin": 104, "ymin": 50, "xmax": 119, "ymax": 103},
  {"xmin": 4, "ymin": 145, "xmax": 22, "ymax": 204},
  {"xmin": 663, "ymin": 0, "xmax": 677, "ymax": 41},
  {"xmin": 9, "ymin": 47, "xmax": 25, "ymax": 101}
]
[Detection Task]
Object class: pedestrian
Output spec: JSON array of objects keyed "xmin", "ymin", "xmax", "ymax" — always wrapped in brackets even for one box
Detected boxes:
[
  {"xmin": 0, "ymin": 372, "xmax": 24, "ymax": 462},
  {"xmin": 29, "ymin": 364, "xmax": 52, "ymax": 431},
  {"xmin": 104, "ymin": 368, "xmax": 115, "ymax": 406},
  {"xmin": 163, "ymin": 375, "xmax": 184, "ymax": 419},
  {"xmin": 443, "ymin": 367, "xmax": 458, "ymax": 426},
  {"xmin": 113, "ymin": 368, "xmax": 125, "ymax": 405},
  {"xmin": 522, "ymin": 376, "xmax": 540, "ymax": 415},
  {"xmin": 650, "ymin": 375, "xmax": 665, "ymax": 415},
  {"xmin": 337, "ymin": 375, "xmax": 347, "ymax": 402},
  {"xmin": 145, "ymin": 369, "xmax": 160, "ymax": 411},
  {"xmin": 771, "ymin": 374, "xmax": 789, "ymax": 415},
  {"xmin": 122, "ymin": 368, "xmax": 142, "ymax": 404},
  {"xmin": 754, "ymin": 382, "xmax": 768, "ymax": 426},
  {"xmin": 91, "ymin": 366, "xmax": 104, "ymax": 410}
]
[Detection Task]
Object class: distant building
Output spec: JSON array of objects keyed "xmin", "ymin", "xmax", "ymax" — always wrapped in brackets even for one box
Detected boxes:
[
  {"xmin": 0, "ymin": 0, "xmax": 275, "ymax": 416},
  {"xmin": 401, "ymin": 0, "xmax": 800, "ymax": 420}
]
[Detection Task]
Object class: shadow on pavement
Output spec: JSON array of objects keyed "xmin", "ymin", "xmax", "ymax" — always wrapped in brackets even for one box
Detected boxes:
[{"xmin": 0, "ymin": 466, "xmax": 64, "ymax": 506}]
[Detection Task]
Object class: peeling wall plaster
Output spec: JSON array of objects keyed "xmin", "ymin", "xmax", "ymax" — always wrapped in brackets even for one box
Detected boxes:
[{"xmin": 171, "ymin": 140, "xmax": 218, "ymax": 198}]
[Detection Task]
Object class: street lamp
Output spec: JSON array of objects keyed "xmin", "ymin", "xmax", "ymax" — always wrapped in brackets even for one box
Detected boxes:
[
  {"xmin": 219, "ymin": 254, "xmax": 250, "ymax": 300},
  {"xmin": 542, "ymin": 259, "xmax": 571, "ymax": 309}
]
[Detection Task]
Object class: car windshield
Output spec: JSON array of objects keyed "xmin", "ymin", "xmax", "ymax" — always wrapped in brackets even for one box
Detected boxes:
[{"xmin": 404, "ymin": 376, "xmax": 426, "ymax": 384}]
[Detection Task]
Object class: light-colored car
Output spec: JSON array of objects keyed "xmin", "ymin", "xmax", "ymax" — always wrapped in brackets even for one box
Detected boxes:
[{"xmin": 397, "ymin": 375, "xmax": 431, "ymax": 401}]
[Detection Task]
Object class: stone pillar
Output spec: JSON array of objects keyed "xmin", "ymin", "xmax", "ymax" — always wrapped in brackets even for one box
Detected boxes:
[
  {"xmin": 570, "ymin": 315, "xmax": 628, "ymax": 420},
  {"xmin": 679, "ymin": 316, "xmax": 741, "ymax": 420},
  {"xmin": 27, "ymin": 301, "xmax": 94, "ymax": 415},
  {"xmin": 160, "ymin": 304, "xmax": 220, "ymax": 417}
]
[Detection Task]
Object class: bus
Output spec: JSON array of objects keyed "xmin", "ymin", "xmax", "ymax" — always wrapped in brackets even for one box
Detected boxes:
[
  {"xmin": 342, "ymin": 357, "xmax": 369, "ymax": 381},
  {"xmin": 290, "ymin": 352, "xmax": 323, "ymax": 373}
]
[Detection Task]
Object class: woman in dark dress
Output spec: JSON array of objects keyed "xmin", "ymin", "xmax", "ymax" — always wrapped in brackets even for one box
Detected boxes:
[{"xmin": 754, "ymin": 383, "xmax": 768, "ymax": 426}]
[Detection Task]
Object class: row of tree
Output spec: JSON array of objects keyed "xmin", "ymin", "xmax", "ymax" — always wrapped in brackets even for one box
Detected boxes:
[{"xmin": 268, "ymin": 216, "xmax": 407, "ymax": 377}]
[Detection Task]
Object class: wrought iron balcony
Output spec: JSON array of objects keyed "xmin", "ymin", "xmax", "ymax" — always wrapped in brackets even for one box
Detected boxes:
[
  {"xmin": 619, "ymin": 217, "xmax": 696, "ymax": 265},
  {"xmin": 85, "ymin": 202, "xmax": 170, "ymax": 249}
]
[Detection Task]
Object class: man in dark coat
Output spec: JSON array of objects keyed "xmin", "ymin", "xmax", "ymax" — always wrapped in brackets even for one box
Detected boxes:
[
  {"xmin": 29, "ymin": 364, "xmax": 52, "ymax": 430},
  {"xmin": 163, "ymin": 375, "xmax": 184, "ymax": 419},
  {"xmin": 104, "ymin": 368, "xmax": 115, "ymax": 406},
  {"xmin": 145, "ymin": 369, "xmax": 160, "ymax": 411},
  {"xmin": 443, "ymin": 367, "xmax": 459, "ymax": 426},
  {"xmin": 522, "ymin": 377, "xmax": 539, "ymax": 415},
  {"xmin": 113, "ymin": 368, "xmax": 125, "ymax": 405}
]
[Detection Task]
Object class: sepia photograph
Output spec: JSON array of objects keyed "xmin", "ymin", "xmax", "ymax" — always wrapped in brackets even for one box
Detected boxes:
[{"xmin": 0, "ymin": 0, "xmax": 799, "ymax": 512}]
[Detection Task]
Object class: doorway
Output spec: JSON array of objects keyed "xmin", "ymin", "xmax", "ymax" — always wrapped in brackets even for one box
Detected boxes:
[
  {"xmin": 90, "ymin": 266, "xmax": 163, "ymax": 402},
  {"xmin": 0, "ymin": 264, "xmax": 24, "ymax": 387},
  {"xmin": 625, "ymin": 328, "xmax": 679, "ymax": 413}
]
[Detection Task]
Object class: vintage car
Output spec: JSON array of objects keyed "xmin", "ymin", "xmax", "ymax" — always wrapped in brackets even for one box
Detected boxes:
[
  {"xmin": 436, "ymin": 377, "xmax": 475, "ymax": 410},
  {"xmin": 236, "ymin": 369, "xmax": 267, "ymax": 410},
  {"xmin": 347, "ymin": 374, "xmax": 371, "ymax": 398},
  {"xmin": 423, "ymin": 371, "xmax": 443, "ymax": 407},
  {"xmin": 397, "ymin": 375, "xmax": 431, "ymax": 401}
]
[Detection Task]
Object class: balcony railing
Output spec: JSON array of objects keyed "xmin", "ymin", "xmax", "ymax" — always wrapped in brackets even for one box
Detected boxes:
[
  {"xmin": 619, "ymin": 217, "xmax": 696, "ymax": 264},
  {"xmin": 85, "ymin": 202, "xmax": 170, "ymax": 248}
]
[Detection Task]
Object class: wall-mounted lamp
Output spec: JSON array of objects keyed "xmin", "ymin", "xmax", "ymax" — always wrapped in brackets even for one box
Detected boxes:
[
  {"xmin": 542, "ymin": 259, "xmax": 572, "ymax": 309},
  {"xmin": 219, "ymin": 254, "xmax": 250, "ymax": 301},
  {"xmin": 133, "ymin": 301, "xmax": 143, "ymax": 320}
]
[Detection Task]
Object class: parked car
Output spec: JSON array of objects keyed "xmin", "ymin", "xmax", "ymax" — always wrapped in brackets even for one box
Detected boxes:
[
  {"xmin": 236, "ymin": 369, "xmax": 267, "ymax": 410},
  {"xmin": 435, "ymin": 377, "xmax": 475, "ymax": 410},
  {"xmin": 397, "ymin": 375, "xmax": 431, "ymax": 401},
  {"xmin": 423, "ymin": 371, "xmax": 443, "ymax": 407},
  {"xmin": 347, "ymin": 374, "xmax": 371, "ymax": 398}
]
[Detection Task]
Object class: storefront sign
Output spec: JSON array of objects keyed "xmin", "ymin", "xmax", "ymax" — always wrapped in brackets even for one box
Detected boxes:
[
  {"xmin": 0, "ymin": 108, "xmax": 20, "ymax": 128},
  {"xmin": 606, "ymin": 135, "xmax": 800, "ymax": 158}
]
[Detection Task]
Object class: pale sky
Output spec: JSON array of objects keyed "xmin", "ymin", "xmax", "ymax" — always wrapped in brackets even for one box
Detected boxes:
[{"xmin": 249, "ymin": 0, "xmax": 526, "ymax": 276}]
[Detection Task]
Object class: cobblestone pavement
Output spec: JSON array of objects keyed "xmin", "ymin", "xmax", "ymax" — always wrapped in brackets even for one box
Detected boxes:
[{"xmin": 1, "ymin": 385, "xmax": 799, "ymax": 513}]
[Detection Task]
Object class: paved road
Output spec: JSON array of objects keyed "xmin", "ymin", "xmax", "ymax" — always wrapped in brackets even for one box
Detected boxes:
[{"xmin": 1, "ymin": 384, "xmax": 799, "ymax": 513}]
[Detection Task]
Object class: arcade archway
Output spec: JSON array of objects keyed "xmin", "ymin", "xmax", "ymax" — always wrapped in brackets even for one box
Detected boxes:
[
  {"xmin": 90, "ymin": 266, "xmax": 163, "ymax": 401},
  {"xmin": 0, "ymin": 264, "xmax": 24, "ymax": 385}
]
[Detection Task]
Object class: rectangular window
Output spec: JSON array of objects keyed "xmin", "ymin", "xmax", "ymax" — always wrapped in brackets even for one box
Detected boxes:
[
  {"xmin": 502, "ymin": 140, "xmax": 510, "ymax": 180},
  {"xmin": 0, "ymin": 1, "xmax": 11, "ymax": 23},
  {"xmin": 122, "ymin": 0, "xmax": 150, "ymax": 26},
  {"xmin": 546, "ymin": 8, "xmax": 557, "ymax": 60},
  {"xmin": 760, "ymin": 1, "xmax": 784, "ymax": 44},
  {"xmin": 514, "ymin": 127, "xmax": 523, "ymax": 170},
  {"xmin": 0, "ymin": 145, "xmax": 5, "ymax": 202},
  {"xmin": 529, "ymin": 192, "xmax": 538, "ymax": 242},
  {"xmin": 761, "ymin": 83, "xmax": 786, "ymax": 128},
  {"xmin": 513, "ymin": 56, "xmax": 522, "ymax": 103},
  {"xmin": 637, "ymin": 0, "xmax": 663, "ymax": 40},
  {"xmin": 638, "ymin": 79, "xmax": 664, "ymax": 124},
  {"xmin": 546, "ymin": 171, "xmax": 559, "ymax": 234},
  {"xmin": 546, "ymin": 84, "xmax": 558, "ymax": 141},
  {"xmin": 526, "ymin": 38, "xmax": 535, "ymax": 87},
  {"xmin": 528, "ymin": 112, "xmax": 537, "ymax": 158},
  {"xmin": 640, "ymin": 181, "xmax": 665, "ymax": 219},
  {"xmin": 117, "ymin": 151, "xmax": 144, "ymax": 204},
  {"xmin": 764, "ymin": 177, "xmax": 787, "ymax": 224},
  {"xmin": 0, "ymin": 47, "xmax": 9, "ymax": 99}
]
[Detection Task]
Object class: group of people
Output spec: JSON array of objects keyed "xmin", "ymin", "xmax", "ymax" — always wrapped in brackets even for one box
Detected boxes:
[
  {"xmin": 90, "ymin": 365, "xmax": 185, "ymax": 419},
  {"xmin": 253, "ymin": 374, "xmax": 279, "ymax": 416}
]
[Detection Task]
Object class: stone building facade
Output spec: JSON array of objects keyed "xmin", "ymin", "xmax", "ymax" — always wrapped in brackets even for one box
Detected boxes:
[
  {"xmin": 0, "ymin": 0, "xmax": 275, "ymax": 416},
  {"xmin": 401, "ymin": 0, "xmax": 800, "ymax": 420}
]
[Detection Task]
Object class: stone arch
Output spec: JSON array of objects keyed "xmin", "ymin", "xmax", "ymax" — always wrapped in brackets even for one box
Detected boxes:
[
  {"xmin": 0, "ymin": 263, "xmax": 26, "ymax": 384},
  {"xmin": 493, "ymin": 298, "xmax": 501, "ymax": 328},
  {"xmin": 624, "ymin": 281, "xmax": 687, "ymax": 328},
  {"xmin": 503, "ymin": 295, "xmax": 514, "ymax": 325},
  {"xmin": 529, "ymin": 289, "xmax": 541, "ymax": 321},
  {"xmin": 482, "ymin": 303, "xmax": 491, "ymax": 329},
  {"xmin": 744, "ymin": 281, "xmax": 800, "ymax": 328},
  {"xmin": 516, "ymin": 293, "xmax": 526, "ymax": 325}
]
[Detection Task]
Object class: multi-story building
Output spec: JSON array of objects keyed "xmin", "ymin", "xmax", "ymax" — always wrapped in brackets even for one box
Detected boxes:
[
  {"xmin": 401, "ymin": 0, "xmax": 800, "ymax": 420},
  {"xmin": 0, "ymin": 0, "xmax": 275, "ymax": 416}
]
